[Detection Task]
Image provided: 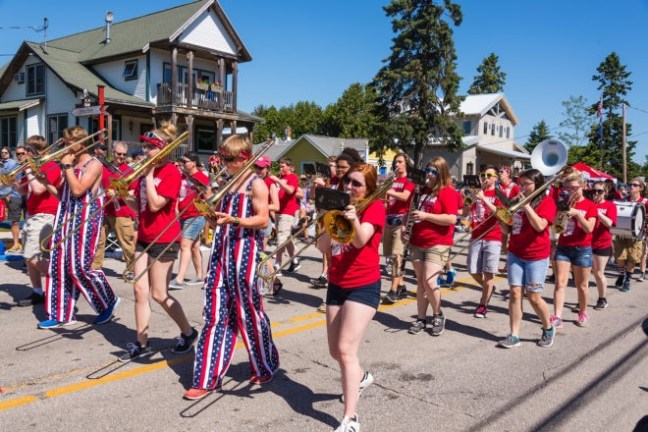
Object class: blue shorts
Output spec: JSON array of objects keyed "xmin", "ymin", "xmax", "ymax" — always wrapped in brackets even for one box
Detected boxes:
[
  {"xmin": 507, "ymin": 252, "xmax": 549, "ymax": 293},
  {"xmin": 554, "ymin": 245, "xmax": 593, "ymax": 268},
  {"xmin": 326, "ymin": 280, "xmax": 381, "ymax": 309},
  {"xmin": 181, "ymin": 216, "xmax": 206, "ymax": 241}
]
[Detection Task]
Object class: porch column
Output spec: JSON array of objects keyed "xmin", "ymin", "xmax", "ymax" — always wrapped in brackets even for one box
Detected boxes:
[
  {"xmin": 187, "ymin": 50, "xmax": 194, "ymax": 109},
  {"xmin": 218, "ymin": 58, "xmax": 225, "ymax": 112},
  {"xmin": 216, "ymin": 119, "xmax": 224, "ymax": 149},
  {"xmin": 186, "ymin": 114, "xmax": 194, "ymax": 151},
  {"xmin": 170, "ymin": 46, "xmax": 178, "ymax": 106},
  {"xmin": 232, "ymin": 61, "xmax": 238, "ymax": 112}
]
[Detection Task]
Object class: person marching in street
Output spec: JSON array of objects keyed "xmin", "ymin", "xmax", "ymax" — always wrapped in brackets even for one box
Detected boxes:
[
  {"xmin": 255, "ymin": 154, "xmax": 282, "ymax": 296},
  {"xmin": 310, "ymin": 156, "xmax": 338, "ymax": 290},
  {"xmin": 317, "ymin": 163, "xmax": 384, "ymax": 432},
  {"xmin": 270, "ymin": 158, "xmax": 301, "ymax": 275},
  {"xmin": 464, "ymin": 167, "xmax": 503, "ymax": 318},
  {"xmin": 589, "ymin": 181, "xmax": 617, "ymax": 310},
  {"xmin": 406, "ymin": 157, "xmax": 458, "ymax": 336},
  {"xmin": 169, "ymin": 151, "xmax": 210, "ymax": 289},
  {"xmin": 15, "ymin": 137, "xmax": 62, "ymax": 306},
  {"xmin": 382, "ymin": 153, "xmax": 415, "ymax": 304},
  {"xmin": 497, "ymin": 168, "xmax": 557, "ymax": 348},
  {"xmin": 91, "ymin": 141, "xmax": 137, "ymax": 281},
  {"xmin": 119, "ymin": 123, "xmax": 197, "ymax": 360},
  {"xmin": 550, "ymin": 170, "xmax": 597, "ymax": 328},
  {"xmin": 496, "ymin": 166, "xmax": 520, "ymax": 276},
  {"xmin": 39, "ymin": 126, "xmax": 119, "ymax": 329},
  {"xmin": 183, "ymin": 135, "xmax": 279, "ymax": 400},
  {"xmin": 613, "ymin": 177, "xmax": 648, "ymax": 293}
]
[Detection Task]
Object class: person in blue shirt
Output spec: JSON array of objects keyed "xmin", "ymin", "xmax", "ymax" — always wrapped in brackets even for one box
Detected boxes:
[{"xmin": 0, "ymin": 146, "xmax": 24, "ymax": 253}]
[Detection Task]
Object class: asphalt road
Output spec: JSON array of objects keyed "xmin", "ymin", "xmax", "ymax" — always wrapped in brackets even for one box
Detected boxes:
[{"xmin": 1, "ymin": 236, "xmax": 647, "ymax": 432}]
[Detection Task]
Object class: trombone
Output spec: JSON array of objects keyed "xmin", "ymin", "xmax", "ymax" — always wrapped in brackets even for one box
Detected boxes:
[
  {"xmin": 128, "ymin": 138, "xmax": 275, "ymax": 283},
  {"xmin": 41, "ymin": 131, "xmax": 186, "ymax": 253},
  {"xmin": 0, "ymin": 138, "xmax": 64, "ymax": 185},
  {"xmin": 257, "ymin": 174, "xmax": 396, "ymax": 281}
]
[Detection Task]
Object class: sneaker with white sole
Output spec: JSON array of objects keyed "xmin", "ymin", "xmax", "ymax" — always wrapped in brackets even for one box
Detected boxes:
[
  {"xmin": 119, "ymin": 341, "xmax": 154, "ymax": 362},
  {"xmin": 94, "ymin": 297, "xmax": 120, "ymax": 324},
  {"xmin": 498, "ymin": 334, "xmax": 521, "ymax": 348},
  {"xmin": 342, "ymin": 371, "xmax": 374, "ymax": 403},
  {"xmin": 430, "ymin": 313, "xmax": 446, "ymax": 336},
  {"xmin": 37, "ymin": 319, "xmax": 77, "ymax": 329},
  {"xmin": 287, "ymin": 257, "xmax": 301, "ymax": 272},
  {"xmin": 537, "ymin": 326, "xmax": 555, "ymax": 348},
  {"xmin": 169, "ymin": 278, "xmax": 186, "ymax": 290},
  {"xmin": 335, "ymin": 415, "xmax": 360, "ymax": 432},
  {"xmin": 593, "ymin": 298, "xmax": 608, "ymax": 310},
  {"xmin": 172, "ymin": 328, "xmax": 199, "ymax": 354},
  {"xmin": 408, "ymin": 319, "xmax": 426, "ymax": 335}
]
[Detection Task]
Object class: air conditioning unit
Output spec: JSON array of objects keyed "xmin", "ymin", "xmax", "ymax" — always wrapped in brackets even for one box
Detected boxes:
[{"xmin": 14, "ymin": 72, "xmax": 25, "ymax": 84}]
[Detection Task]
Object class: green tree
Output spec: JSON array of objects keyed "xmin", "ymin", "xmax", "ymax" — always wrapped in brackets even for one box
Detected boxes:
[
  {"xmin": 251, "ymin": 105, "xmax": 284, "ymax": 141},
  {"xmin": 558, "ymin": 95, "xmax": 594, "ymax": 148},
  {"xmin": 282, "ymin": 101, "xmax": 323, "ymax": 137},
  {"xmin": 525, "ymin": 120, "xmax": 551, "ymax": 153},
  {"xmin": 467, "ymin": 52, "xmax": 506, "ymax": 94},
  {"xmin": 321, "ymin": 82, "xmax": 377, "ymax": 138},
  {"xmin": 582, "ymin": 52, "xmax": 635, "ymax": 181},
  {"xmin": 372, "ymin": 0, "xmax": 464, "ymax": 166}
]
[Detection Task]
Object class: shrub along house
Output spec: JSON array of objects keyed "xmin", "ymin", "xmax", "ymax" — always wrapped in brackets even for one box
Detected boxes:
[{"xmin": 0, "ymin": 0, "xmax": 261, "ymax": 154}]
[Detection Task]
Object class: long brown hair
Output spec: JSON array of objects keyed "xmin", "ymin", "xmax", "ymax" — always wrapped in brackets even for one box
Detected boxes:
[{"xmin": 426, "ymin": 156, "xmax": 451, "ymax": 196}]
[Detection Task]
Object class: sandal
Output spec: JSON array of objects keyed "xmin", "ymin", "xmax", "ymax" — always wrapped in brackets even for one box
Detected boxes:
[{"xmin": 272, "ymin": 279, "xmax": 283, "ymax": 296}]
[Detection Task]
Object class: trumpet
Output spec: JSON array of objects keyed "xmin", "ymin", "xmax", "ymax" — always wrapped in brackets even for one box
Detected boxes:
[{"xmin": 462, "ymin": 188, "xmax": 476, "ymax": 206}]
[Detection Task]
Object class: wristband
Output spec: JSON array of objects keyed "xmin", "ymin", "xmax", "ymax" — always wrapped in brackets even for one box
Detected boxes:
[{"xmin": 233, "ymin": 216, "xmax": 240, "ymax": 225}]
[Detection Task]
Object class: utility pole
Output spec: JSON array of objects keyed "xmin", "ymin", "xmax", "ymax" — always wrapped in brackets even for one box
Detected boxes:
[{"xmin": 622, "ymin": 103, "xmax": 627, "ymax": 183}]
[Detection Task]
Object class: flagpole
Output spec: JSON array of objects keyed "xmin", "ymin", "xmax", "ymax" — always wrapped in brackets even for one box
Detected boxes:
[{"xmin": 622, "ymin": 103, "xmax": 627, "ymax": 184}]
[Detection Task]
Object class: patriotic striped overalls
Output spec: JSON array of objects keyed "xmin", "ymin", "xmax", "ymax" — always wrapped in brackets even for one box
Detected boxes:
[
  {"xmin": 192, "ymin": 176, "xmax": 279, "ymax": 390},
  {"xmin": 45, "ymin": 158, "xmax": 116, "ymax": 322}
]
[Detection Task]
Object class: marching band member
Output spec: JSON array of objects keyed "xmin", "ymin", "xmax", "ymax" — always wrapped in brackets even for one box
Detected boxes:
[
  {"xmin": 551, "ymin": 170, "xmax": 597, "ymax": 328},
  {"xmin": 16, "ymin": 137, "xmax": 61, "ymax": 306},
  {"xmin": 39, "ymin": 127, "xmax": 119, "ymax": 329},
  {"xmin": 406, "ymin": 156, "xmax": 458, "ymax": 337},
  {"xmin": 382, "ymin": 153, "xmax": 415, "ymax": 304},
  {"xmin": 613, "ymin": 177, "xmax": 648, "ymax": 292},
  {"xmin": 496, "ymin": 166, "xmax": 520, "ymax": 275},
  {"xmin": 184, "ymin": 135, "xmax": 279, "ymax": 400},
  {"xmin": 497, "ymin": 169, "xmax": 557, "ymax": 348},
  {"xmin": 464, "ymin": 167, "xmax": 502, "ymax": 318},
  {"xmin": 590, "ymin": 181, "xmax": 617, "ymax": 310},
  {"xmin": 317, "ymin": 163, "xmax": 384, "ymax": 432},
  {"xmin": 120, "ymin": 122, "xmax": 197, "ymax": 360}
]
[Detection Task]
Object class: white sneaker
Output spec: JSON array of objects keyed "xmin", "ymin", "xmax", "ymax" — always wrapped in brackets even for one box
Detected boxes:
[
  {"xmin": 274, "ymin": 264, "xmax": 283, "ymax": 277},
  {"xmin": 185, "ymin": 277, "xmax": 204, "ymax": 286},
  {"xmin": 335, "ymin": 415, "xmax": 360, "ymax": 432},
  {"xmin": 169, "ymin": 278, "xmax": 186, "ymax": 289}
]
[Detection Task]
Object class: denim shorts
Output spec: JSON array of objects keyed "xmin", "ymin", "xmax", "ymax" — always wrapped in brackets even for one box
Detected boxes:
[
  {"xmin": 467, "ymin": 239, "xmax": 502, "ymax": 274},
  {"xmin": 181, "ymin": 216, "xmax": 206, "ymax": 241},
  {"xmin": 507, "ymin": 252, "xmax": 549, "ymax": 293},
  {"xmin": 326, "ymin": 280, "xmax": 381, "ymax": 309},
  {"xmin": 554, "ymin": 245, "xmax": 593, "ymax": 268}
]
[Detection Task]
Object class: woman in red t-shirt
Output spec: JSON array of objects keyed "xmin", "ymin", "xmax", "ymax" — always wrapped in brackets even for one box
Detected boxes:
[
  {"xmin": 552, "ymin": 170, "xmax": 597, "ymax": 329},
  {"xmin": 497, "ymin": 169, "xmax": 557, "ymax": 349},
  {"xmin": 317, "ymin": 163, "xmax": 385, "ymax": 432},
  {"xmin": 120, "ymin": 122, "xmax": 196, "ymax": 361},
  {"xmin": 589, "ymin": 181, "xmax": 617, "ymax": 310},
  {"xmin": 406, "ymin": 156, "xmax": 458, "ymax": 337}
]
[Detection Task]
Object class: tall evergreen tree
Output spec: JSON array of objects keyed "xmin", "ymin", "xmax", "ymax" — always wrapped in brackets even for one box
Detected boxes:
[
  {"xmin": 582, "ymin": 52, "xmax": 635, "ymax": 180},
  {"xmin": 372, "ymin": 0, "xmax": 464, "ymax": 166},
  {"xmin": 525, "ymin": 120, "xmax": 551, "ymax": 153},
  {"xmin": 467, "ymin": 52, "xmax": 506, "ymax": 94}
]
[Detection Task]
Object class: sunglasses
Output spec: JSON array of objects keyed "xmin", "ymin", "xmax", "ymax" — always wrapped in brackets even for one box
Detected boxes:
[
  {"xmin": 343, "ymin": 177, "xmax": 365, "ymax": 188},
  {"xmin": 425, "ymin": 167, "xmax": 439, "ymax": 175},
  {"xmin": 222, "ymin": 155, "xmax": 238, "ymax": 163},
  {"xmin": 592, "ymin": 189, "xmax": 605, "ymax": 194},
  {"xmin": 629, "ymin": 183, "xmax": 641, "ymax": 187},
  {"xmin": 1, "ymin": 152, "xmax": 8, "ymax": 155},
  {"xmin": 114, "ymin": 152, "xmax": 127, "ymax": 157},
  {"xmin": 15, "ymin": 152, "xmax": 26, "ymax": 156},
  {"xmin": 481, "ymin": 173, "xmax": 497, "ymax": 179}
]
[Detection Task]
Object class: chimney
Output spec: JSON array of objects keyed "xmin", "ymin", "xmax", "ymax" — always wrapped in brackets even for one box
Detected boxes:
[
  {"xmin": 105, "ymin": 11, "xmax": 114, "ymax": 44},
  {"xmin": 284, "ymin": 126, "xmax": 292, "ymax": 141}
]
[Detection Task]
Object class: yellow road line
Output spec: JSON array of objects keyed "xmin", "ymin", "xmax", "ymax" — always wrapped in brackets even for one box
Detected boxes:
[{"xmin": 0, "ymin": 275, "xmax": 480, "ymax": 412}]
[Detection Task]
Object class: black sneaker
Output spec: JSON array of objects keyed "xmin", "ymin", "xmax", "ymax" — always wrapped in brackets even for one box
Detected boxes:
[
  {"xmin": 593, "ymin": 298, "xmax": 608, "ymax": 310},
  {"xmin": 383, "ymin": 291, "xmax": 400, "ymax": 304},
  {"xmin": 172, "ymin": 328, "xmax": 199, "ymax": 354},
  {"xmin": 17, "ymin": 292, "xmax": 45, "ymax": 307},
  {"xmin": 310, "ymin": 275, "xmax": 328, "ymax": 288},
  {"xmin": 287, "ymin": 258, "xmax": 301, "ymax": 273},
  {"xmin": 119, "ymin": 342, "xmax": 154, "ymax": 362},
  {"xmin": 430, "ymin": 313, "xmax": 446, "ymax": 336},
  {"xmin": 395, "ymin": 284, "xmax": 408, "ymax": 298},
  {"xmin": 614, "ymin": 274, "xmax": 624, "ymax": 289}
]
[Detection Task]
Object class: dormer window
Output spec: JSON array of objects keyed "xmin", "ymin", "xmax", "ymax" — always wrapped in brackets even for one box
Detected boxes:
[{"xmin": 123, "ymin": 60, "xmax": 138, "ymax": 81}]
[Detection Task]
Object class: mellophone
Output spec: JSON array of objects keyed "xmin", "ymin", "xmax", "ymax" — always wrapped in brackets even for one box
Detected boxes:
[{"xmin": 612, "ymin": 201, "xmax": 646, "ymax": 241}]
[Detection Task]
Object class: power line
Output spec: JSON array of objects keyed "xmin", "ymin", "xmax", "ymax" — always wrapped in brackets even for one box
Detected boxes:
[{"xmin": 628, "ymin": 105, "xmax": 648, "ymax": 115}]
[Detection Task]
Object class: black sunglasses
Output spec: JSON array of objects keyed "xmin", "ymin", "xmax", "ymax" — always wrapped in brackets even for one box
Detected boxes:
[
  {"xmin": 222, "ymin": 155, "xmax": 238, "ymax": 163},
  {"xmin": 343, "ymin": 177, "xmax": 365, "ymax": 188},
  {"xmin": 592, "ymin": 189, "xmax": 605, "ymax": 194},
  {"xmin": 15, "ymin": 152, "xmax": 26, "ymax": 156}
]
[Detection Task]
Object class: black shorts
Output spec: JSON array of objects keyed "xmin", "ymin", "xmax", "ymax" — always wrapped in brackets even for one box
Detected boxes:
[
  {"xmin": 326, "ymin": 280, "xmax": 381, "ymax": 309},
  {"xmin": 135, "ymin": 240, "xmax": 179, "ymax": 261},
  {"xmin": 7, "ymin": 195, "xmax": 24, "ymax": 222},
  {"xmin": 593, "ymin": 246, "xmax": 613, "ymax": 257}
]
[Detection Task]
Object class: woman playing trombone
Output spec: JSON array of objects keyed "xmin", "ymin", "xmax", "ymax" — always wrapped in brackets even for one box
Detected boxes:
[
  {"xmin": 119, "ymin": 122, "xmax": 197, "ymax": 361},
  {"xmin": 39, "ymin": 126, "xmax": 119, "ymax": 329},
  {"xmin": 184, "ymin": 135, "xmax": 279, "ymax": 400}
]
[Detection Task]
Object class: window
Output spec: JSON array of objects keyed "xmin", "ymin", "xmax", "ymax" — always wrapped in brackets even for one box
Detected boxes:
[
  {"xmin": 491, "ymin": 123, "xmax": 495, "ymax": 136},
  {"xmin": 195, "ymin": 126, "xmax": 216, "ymax": 153},
  {"xmin": 47, "ymin": 114, "xmax": 68, "ymax": 145},
  {"xmin": 462, "ymin": 121, "xmax": 471, "ymax": 135},
  {"xmin": 0, "ymin": 117, "xmax": 17, "ymax": 148},
  {"xmin": 90, "ymin": 116, "xmax": 121, "ymax": 140},
  {"xmin": 506, "ymin": 127, "xmax": 510, "ymax": 139},
  {"xmin": 466, "ymin": 162, "xmax": 474, "ymax": 175},
  {"xmin": 26, "ymin": 64, "xmax": 45, "ymax": 96},
  {"xmin": 499, "ymin": 125, "xmax": 503, "ymax": 137},
  {"xmin": 123, "ymin": 60, "xmax": 138, "ymax": 81},
  {"xmin": 483, "ymin": 122, "xmax": 488, "ymax": 135}
]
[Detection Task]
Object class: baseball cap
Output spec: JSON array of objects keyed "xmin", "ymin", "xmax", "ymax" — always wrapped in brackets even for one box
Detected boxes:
[{"xmin": 255, "ymin": 155, "xmax": 272, "ymax": 168}]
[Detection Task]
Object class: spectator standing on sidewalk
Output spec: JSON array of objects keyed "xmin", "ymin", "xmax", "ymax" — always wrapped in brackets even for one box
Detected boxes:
[
  {"xmin": 269, "ymin": 158, "xmax": 301, "ymax": 275},
  {"xmin": 0, "ymin": 146, "xmax": 24, "ymax": 253}
]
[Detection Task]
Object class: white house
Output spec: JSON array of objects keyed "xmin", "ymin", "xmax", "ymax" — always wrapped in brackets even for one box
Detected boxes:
[{"xmin": 0, "ymin": 0, "xmax": 261, "ymax": 154}]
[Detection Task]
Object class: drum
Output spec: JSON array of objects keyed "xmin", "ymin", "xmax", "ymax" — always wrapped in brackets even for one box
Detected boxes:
[{"xmin": 612, "ymin": 201, "xmax": 645, "ymax": 240}]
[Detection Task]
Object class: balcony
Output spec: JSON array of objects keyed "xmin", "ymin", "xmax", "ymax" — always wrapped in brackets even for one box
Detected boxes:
[{"xmin": 157, "ymin": 82, "xmax": 234, "ymax": 112}]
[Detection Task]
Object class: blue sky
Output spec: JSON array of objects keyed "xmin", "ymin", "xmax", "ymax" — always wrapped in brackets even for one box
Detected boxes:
[{"xmin": 0, "ymin": 0, "xmax": 646, "ymax": 165}]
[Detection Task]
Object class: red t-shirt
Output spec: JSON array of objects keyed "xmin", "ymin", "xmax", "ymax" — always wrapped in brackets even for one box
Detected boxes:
[
  {"xmin": 592, "ymin": 200, "xmax": 617, "ymax": 250},
  {"xmin": 499, "ymin": 181, "xmax": 520, "ymax": 199},
  {"xmin": 410, "ymin": 185, "xmax": 459, "ymax": 248},
  {"xmin": 328, "ymin": 199, "xmax": 385, "ymax": 289},
  {"xmin": 386, "ymin": 176, "xmax": 415, "ymax": 215},
  {"xmin": 102, "ymin": 162, "xmax": 136, "ymax": 219},
  {"xmin": 178, "ymin": 170, "xmax": 209, "ymax": 219},
  {"xmin": 134, "ymin": 162, "xmax": 181, "ymax": 243},
  {"xmin": 25, "ymin": 160, "xmax": 62, "ymax": 216},
  {"xmin": 557, "ymin": 198, "xmax": 598, "ymax": 247},
  {"xmin": 508, "ymin": 196, "xmax": 557, "ymax": 260},
  {"xmin": 277, "ymin": 172, "xmax": 299, "ymax": 215},
  {"xmin": 470, "ymin": 188, "xmax": 502, "ymax": 242}
]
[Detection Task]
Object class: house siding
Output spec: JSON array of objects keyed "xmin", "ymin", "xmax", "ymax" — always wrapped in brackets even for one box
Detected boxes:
[
  {"xmin": 178, "ymin": 10, "xmax": 237, "ymax": 56},
  {"xmin": 26, "ymin": 107, "xmax": 41, "ymax": 139},
  {"xmin": 46, "ymin": 71, "xmax": 78, "ymax": 117},
  {"xmin": 281, "ymin": 142, "xmax": 328, "ymax": 176},
  {"xmin": 93, "ymin": 56, "xmax": 147, "ymax": 101}
]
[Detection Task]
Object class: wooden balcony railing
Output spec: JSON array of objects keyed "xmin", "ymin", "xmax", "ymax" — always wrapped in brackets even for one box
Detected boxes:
[{"xmin": 157, "ymin": 82, "xmax": 234, "ymax": 112}]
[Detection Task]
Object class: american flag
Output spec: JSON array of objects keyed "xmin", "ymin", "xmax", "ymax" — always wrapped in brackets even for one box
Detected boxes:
[{"xmin": 596, "ymin": 97, "xmax": 603, "ymax": 138}]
